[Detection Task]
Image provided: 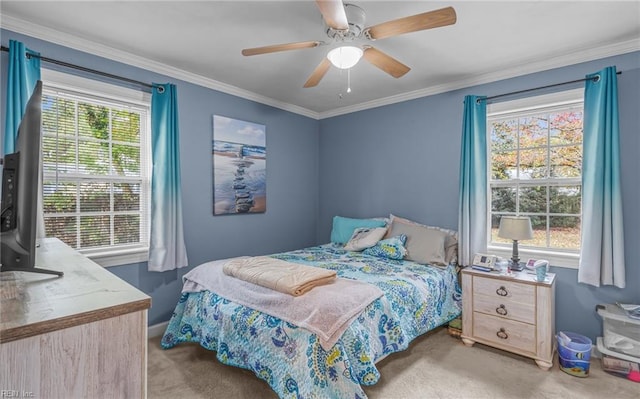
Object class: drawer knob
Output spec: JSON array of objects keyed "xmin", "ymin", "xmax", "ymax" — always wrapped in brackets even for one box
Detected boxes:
[
  {"xmin": 496, "ymin": 286, "xmax": 508, "ymax": 297},
  {"xmin": 496, "ymin": 304, "xmax": 508, "ymax": 316},
  {"xmin": 496, "ymin": 328, "xmax": 509, "ymax": 340}
]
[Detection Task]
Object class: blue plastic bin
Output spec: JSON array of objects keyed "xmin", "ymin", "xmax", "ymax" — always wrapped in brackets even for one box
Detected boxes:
[{"xmin": 557, "ymin": 331, "xmax": 592, "ymax": 377}]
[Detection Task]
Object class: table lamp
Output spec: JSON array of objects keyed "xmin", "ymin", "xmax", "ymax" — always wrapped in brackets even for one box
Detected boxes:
[{"xmin": 498, "ymin": 216, "xmax": 533, "ymax": 271}]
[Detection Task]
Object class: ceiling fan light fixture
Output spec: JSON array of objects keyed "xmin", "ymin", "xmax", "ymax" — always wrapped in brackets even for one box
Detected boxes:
[{"xmin": 327, "ymin": 46, "xmax": 363, "ymax": 69}]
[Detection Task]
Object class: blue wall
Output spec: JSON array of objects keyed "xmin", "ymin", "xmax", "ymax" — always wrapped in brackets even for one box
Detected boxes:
[
  {"xmin": 319, "ymin": 51, "xmax": 640, "ymax": 341},
  {"xmin": 2, "ymin": 28, "xmax": 638, "ymax": 340},
  {"xmin": 1, "ymin": 30, "xmax": 320, "ymax": 325}
]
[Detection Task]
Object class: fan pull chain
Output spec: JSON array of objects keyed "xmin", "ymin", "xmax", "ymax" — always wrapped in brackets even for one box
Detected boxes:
[{"xmin": 338, "ymin": 68, "xmax": 352, "ymax": 99}]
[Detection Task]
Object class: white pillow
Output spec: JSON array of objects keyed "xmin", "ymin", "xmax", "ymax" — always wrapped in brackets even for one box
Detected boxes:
[{"xmin": 344, "ymin": 227, "xmax": 388, "ymax": 251}]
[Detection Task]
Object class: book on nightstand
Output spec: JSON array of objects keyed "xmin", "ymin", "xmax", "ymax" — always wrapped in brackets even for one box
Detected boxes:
[{"xmin": 471, "ymin": 265, "xmax": 493, "ymax": 272}]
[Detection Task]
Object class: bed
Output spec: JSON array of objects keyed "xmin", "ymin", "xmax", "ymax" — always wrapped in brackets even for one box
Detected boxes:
[{"xmin": 161, "ymin": 216, "xmax": 462, "ymax": 399}]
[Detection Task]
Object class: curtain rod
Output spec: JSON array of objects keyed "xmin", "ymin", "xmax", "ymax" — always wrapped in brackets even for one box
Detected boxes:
[
  {"xmin": 0, "ymin": 45, "xmax": 162, "ymax": 92},
  {"xmin": 479, "ymin": 70, "xmax": 622, "ymax": 103}
]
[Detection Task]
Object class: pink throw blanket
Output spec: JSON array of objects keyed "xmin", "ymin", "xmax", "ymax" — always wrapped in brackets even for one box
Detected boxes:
[{"xmin": 182, "ymin": 257, "xmax": 384, "ymax": 350}]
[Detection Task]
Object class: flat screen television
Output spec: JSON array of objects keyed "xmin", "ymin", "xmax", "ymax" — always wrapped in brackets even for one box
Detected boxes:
[{"xmin": 1, "ymin": 80, "xmax": 62, "ymax": 276}]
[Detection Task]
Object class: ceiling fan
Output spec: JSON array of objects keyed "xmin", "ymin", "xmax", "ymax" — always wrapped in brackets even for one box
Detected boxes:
[{"xmin": 241, "ymin": 0, "xmax": 457, "ymax": 88}]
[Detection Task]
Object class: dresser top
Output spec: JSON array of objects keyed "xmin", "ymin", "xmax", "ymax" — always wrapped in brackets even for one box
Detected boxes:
[
  {"xmin": 1, "ymin": 238, "xmax": 151, "ymax": 343},
  {"xmin": 462, "ymin": 266, "xmax": 556, "ymax": 286}
]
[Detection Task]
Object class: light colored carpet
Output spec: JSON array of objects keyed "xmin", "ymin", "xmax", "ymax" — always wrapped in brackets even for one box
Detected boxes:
[{"xmin": 148, "ymin": 328, "xmax": 638, "ymax": 398}]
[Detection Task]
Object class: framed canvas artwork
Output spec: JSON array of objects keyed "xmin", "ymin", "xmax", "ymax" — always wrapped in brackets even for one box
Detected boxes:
[{"xmin": 212, "ymin": 115, "xmax": 266, "ymax": 215}]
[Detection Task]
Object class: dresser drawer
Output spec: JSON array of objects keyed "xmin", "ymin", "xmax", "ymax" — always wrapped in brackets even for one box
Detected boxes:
[
  {"xmin": 473, "ymin": 293, "xmax": 536, "ymax": 324},
  {"xmin": 473, "ymin": 276, "xmax": 535, "ymax": 303},
  {"xmin": 472, "ymin": 313, "xmax": 536, "ymax": 354}
]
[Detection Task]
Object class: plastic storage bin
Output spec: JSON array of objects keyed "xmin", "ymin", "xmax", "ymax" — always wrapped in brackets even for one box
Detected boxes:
[
  {"xmin": 597, "ymin": 304, "xmax": 640, "ymax": 358},
  {"xmin": 600, "ymin": 354, "xmax": 640, "ymax": 383},
  {"xmin": 557, "ymin": 331, "xmax": 592, "ymax": 377}
]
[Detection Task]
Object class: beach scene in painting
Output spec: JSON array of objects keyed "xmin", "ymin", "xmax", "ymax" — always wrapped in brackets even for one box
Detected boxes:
[{"xmin": 213, "ymin": 115, "xmax": 266, "ymax": 215}]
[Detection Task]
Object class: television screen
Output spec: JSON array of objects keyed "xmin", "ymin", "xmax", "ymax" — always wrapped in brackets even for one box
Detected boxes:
[{"xmin": 1, "ymin": 80, "xmax": 62, "ymax": 276}]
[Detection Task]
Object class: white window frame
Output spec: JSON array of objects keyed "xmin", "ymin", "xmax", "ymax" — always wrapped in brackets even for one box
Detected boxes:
[
  {"xmin": 40, "ymin": 69, "xmax": 151, "ymax": 267},
  {"xmin": 487, "ymin": 88, "xmax": 583, "ymax": 269}
]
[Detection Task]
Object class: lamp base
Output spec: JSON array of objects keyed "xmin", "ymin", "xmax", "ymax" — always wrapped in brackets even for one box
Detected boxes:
[{"xmin": 509, "ymin": 260, "xmax": 525, "ymax": 272}]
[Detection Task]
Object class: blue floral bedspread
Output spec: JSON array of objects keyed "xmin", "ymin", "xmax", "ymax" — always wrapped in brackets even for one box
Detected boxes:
[{"xmin": 161, "ymin": 244, "xmax": 462, "ymax": 398}]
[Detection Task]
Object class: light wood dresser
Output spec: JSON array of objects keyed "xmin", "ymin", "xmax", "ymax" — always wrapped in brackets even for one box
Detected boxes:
[
  {"xmin": 461, "ymin": 267, "xmax": 556, "ymax": 370},
  {"xmin": 0, "ymin": 238, "xmax": 151, "ymax": 398}
]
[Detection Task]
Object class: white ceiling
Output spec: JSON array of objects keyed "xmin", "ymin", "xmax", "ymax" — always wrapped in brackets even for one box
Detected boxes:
[{"xmin": 2, "ymin": 1, "xmax": 639, "ymax": 119}]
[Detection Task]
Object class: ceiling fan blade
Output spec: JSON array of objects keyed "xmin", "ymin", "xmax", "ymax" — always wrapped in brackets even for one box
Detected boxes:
[
  {"xmin": 362, "ymin": 47, "xmax": 410, "ymax": 78},
  {"xmin": 242, "ymin": 41, "xmax": 321, "ymax": 56},
  {"xmin": 364, "ymin": 6, "xmax": 457, "ymax": 40},
  {"xmin": 315, "ymin": 0, "xmax": 349, "ymax": 31},
  {"xmin": 304, "ymin": 58, "xmax": 332, "ymax": 88}
]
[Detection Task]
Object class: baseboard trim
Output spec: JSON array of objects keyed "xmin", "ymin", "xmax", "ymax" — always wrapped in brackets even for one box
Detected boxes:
[{"xmin": 148, "ymin": 321, "xmax": 169, "ymax": 338}]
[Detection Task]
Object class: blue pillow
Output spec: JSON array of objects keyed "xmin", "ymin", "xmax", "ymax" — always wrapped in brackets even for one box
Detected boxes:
[
  {"xmin": 330, "ymin": 216, "xmax": 387, "ymax": 244},
  {"xmin": 363, "ymin": 234, "xmax": 408, "ymax": 260}
]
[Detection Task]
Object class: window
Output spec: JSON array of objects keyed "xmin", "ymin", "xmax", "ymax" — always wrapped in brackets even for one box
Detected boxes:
[
  {"xmin": 40, "ymin": 70, "xmax": 151, "ymax": 266},
  {"xmin": 487, "ymin": 89, "xmax": 583, "ymax": 267}
]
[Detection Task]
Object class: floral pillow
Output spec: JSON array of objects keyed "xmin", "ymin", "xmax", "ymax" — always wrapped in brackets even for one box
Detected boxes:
[{"xmin": 363, "ymin": 234, "xmax": 408, "ymax": 260}]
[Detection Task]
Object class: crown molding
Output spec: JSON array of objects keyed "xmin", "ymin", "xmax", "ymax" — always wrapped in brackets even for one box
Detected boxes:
[
  {"xmin": 2, "ymin": 14, "xmax": 637, "ymax": 121},
  {"xmin": 0, "ymin": 15, "xmax": 321, "ymax": 120},
  {"xmin": 318, "ymin": 37, "xmax": 640, "ymax": 119}
]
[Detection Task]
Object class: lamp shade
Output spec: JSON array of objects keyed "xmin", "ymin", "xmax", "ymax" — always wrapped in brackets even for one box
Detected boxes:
[
  {"xmin": 498, "ymin": 216, "xmax": 533, "ymax": 241},
  {"xmin": 327, "ymin": 46, "xmax": 363, "ymax": 69}
]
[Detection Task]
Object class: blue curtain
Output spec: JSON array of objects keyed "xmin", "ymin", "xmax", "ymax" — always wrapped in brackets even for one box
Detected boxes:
[
  {"xmin": 578, "ymin": 66, "xmax": 625, "ymax": 288},
  {"xmin": 458, "ymin": 95, "xmax": 487, "ymax": 266},
  {"xmin": 4, "ymin": 40, "xmax": 41, "ymax": 155},
  {"xmin": 149, "ymin": 83, "xmax": 188, "ymax": 272}
]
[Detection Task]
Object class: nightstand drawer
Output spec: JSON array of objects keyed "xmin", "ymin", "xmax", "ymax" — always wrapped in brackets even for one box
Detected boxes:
[
  {"xmin": 473, "ymin": 293, "xmax": 535, "ymax": 324},
  {"xmin": 473, "ymin": 276, "xmax": 534, "ymax": 303},
  {"xmin": 473, "ymin": 313, "xmax": 536, "ymax": 353}
]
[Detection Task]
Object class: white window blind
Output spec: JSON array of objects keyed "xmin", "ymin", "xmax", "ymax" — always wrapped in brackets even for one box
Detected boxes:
[{"xmin": 40, "ymin": 72, "xmax": 150, "ymax": 263}]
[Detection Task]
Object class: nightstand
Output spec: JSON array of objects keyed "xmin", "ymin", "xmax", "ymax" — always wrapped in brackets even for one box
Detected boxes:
[{"xmin": 461, "ymin": 268, "xmax": 556, "ymax": 370}]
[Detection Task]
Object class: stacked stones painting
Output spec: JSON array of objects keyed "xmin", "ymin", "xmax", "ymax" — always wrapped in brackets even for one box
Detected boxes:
[{"xmin": 212, "ymin": 115, "xmax": 266, "ymax": 215}]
